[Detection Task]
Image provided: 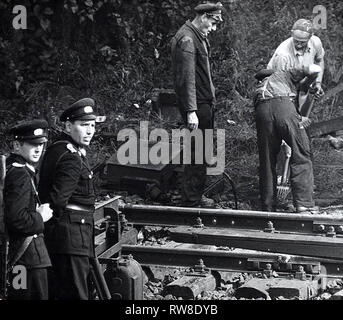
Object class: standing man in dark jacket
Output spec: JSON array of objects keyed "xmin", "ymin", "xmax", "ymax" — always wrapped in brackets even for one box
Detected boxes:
[
  {"xmin": 4, "ymin": 120, "xmax": 53, "ymax": 300},
  {"xmin": 171, "ymin": 2, "xmax": 223, "ymax": 207},
  {"xmin": 38, "ymin": 98, "xmax": 97, "ymax": 300}
]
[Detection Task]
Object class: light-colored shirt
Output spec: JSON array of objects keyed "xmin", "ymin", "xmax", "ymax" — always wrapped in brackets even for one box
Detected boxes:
[
  {"xmin": 254, "ymin": 69, "xmax": 301, "ymax": 103},
  {"xmin": 267, "ymin": 35, "xmax": 325, "ymax": 83}
]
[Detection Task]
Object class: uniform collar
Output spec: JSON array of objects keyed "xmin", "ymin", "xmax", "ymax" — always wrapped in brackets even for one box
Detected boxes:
[
  {"xmin": 59, "ymin": 132, "xmax": 87, "ymax": 157},
  {"xmin": 8, "ymin": 153, "xmax": 36, "ymax": 173},
  {"xmin": 186, "ymin": 20, "xmax": 207, "ymax": 40},
  {"xmin": 26, "ymin": 163, "xmax": 35, "ymax": 173}
]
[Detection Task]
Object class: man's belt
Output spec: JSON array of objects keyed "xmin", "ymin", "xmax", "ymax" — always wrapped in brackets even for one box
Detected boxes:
[{"xmin": 66, "ymin": 203, "xmax": 94, "ymax": 212}]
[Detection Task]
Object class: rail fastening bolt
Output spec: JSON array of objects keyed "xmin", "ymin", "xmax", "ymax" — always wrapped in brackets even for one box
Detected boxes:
[
  {"xmin": 318, "ymin": 224, "xmax": 325, "ymax": 232},
  {"xmin": 194, "ymin": 217, "xmax": 204, "ymax": 228},
  {"xmin": 264, "ymin": 221, "xmax": 275, "ymax": 233},
  {"xmin": 327, "ymin": 225, "xmax": 336, "ymax": 237}
]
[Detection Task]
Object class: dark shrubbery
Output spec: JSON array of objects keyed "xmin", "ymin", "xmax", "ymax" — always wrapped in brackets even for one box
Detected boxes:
[{"xmin": 0, "ymin": 0, "xmax": 342, "ymax": 198}]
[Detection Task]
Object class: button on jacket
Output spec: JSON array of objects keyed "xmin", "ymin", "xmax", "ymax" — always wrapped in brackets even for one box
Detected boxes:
[
  {"xmin": 4, "ymin": 154, "xmax": 51, "ymax": 269},
  {"xmin": 171, "ymin": 20, "xmax": 216, "ymax": 114},
  {"xmin": 38, "ymin": 133, "xmax": 95, "ymax": 257}
]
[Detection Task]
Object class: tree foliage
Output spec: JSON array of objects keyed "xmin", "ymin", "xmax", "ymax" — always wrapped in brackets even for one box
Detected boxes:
[{"xmin": 0, "ymin": 0, "xmax": 342, "ymax": 149}]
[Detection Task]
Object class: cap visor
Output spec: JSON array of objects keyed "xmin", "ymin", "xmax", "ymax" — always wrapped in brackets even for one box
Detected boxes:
[
  {"xmin": 74, "ymin": 115, "xmax": 97, "ymax": 121},
  {"xmin": 25, "ymin": 137, "xmax": 48, "ymax": 144},
  {"xmin": 292, "ymin": 30, "xmax": 311, "ymax": 41}
]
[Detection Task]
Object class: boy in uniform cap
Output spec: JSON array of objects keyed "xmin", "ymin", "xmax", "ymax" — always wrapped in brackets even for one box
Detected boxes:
[
  {"xmin": 4, "ymin": 119, "xmax": 53, "ymax": 300},
  {"xmin": 38, "ymin": 98, "xmax": 97, "ymax": 300},
  {"xmin": 171, "ymin": 2, "xmax": 223, "ymax": 207}
]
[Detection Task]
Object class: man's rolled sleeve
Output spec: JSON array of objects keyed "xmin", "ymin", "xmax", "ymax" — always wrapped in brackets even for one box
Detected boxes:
[{"xmin": 313, "ymin": 36, "xmax": 325, "ymax": 83}]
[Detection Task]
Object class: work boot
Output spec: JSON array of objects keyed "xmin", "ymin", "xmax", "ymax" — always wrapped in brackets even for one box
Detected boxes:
[
  {"xmin": 295, "ymin": 205, "xmax": 320, "ymax": 214},
  {"xmin": 276, "ymin": 202, "xmax": 295, "ymax": 213},
  {"xmin": 182, "ymin": 196, "xmax": 215, "ymax": 208},
  {"xmin": 200, "ymin": 195, "xmax": 215, "ymax": 208}
]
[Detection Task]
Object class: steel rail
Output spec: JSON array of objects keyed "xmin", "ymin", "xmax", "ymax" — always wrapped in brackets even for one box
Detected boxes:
[
  {"xmin": 121, "ymin": 244, "xmax": 343, "ymax": 277},
  {"xmin": 169, "ymin": 226, "xmax": 343, "ymax": 260},
  {"xmin": 94, "ymin": 196, "xmax": 122, "ymax": 223},
  {"xmin": 120, "ymin": 204, "xmax": 343, "ymax": 235}
]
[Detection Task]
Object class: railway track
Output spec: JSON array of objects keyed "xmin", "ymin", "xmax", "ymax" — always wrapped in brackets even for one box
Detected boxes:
[
  {"xmin": 120, "ymin": 204, "xmax": 343, "ymax": 236},
  {"xmin": 94, "ymin": 197, "xmax": 343, "ymax": 281},
  {"xmin": 121, "ymin": 243, "xmax": 343, "ymax": 278}
]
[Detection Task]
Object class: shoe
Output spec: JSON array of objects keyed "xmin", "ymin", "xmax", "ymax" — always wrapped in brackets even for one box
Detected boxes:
[
  {"xmin": 182, "ymin": 196, "xmax": 215, "ymax": 208},
  {"xmin": 295, "ymin": 205, "xmax": 320, "ymax": 214},
  {"xmin": 200, "ymin": 195, "xmax": 215, "ymax": 208},
  {"xmin": 275, "ymin": 202, "xmax": 295, "ymax": 213}
]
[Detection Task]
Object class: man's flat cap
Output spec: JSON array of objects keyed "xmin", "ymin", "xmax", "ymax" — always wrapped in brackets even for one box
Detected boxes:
[
  {"xmin": 194, "ymin": 2, "xmax": 223, "ymax": 21},
  {"xmin": 60, "ymin": 98, "xmax": 97, "ymax": 122},
  {"xmin": 7, "ymin": 119, "xmax": 48, "ymax": 143},
  {"xmin": 292, "ymin": 19, "xmax": 313, "ymax": 41}
]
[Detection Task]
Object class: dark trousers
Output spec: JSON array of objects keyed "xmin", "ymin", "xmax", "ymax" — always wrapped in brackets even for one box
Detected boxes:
[
  {"xmin": 49, "ymin": 254, "xmax": 90, "ymax": 300},
  {"xmin": 255, "ymin": 97, "xmax": 315, "ymax": 211},
  {"xmin": 8, "ymin": 267, "xmax": 48, "ymax": 300},
  {"xmin": 181, "ymin": 103, "xmax": 214, "ymax": 206}
]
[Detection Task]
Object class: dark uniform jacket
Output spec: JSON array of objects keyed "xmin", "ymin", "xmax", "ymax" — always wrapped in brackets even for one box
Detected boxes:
[
  {"xmin": 38, "ymin": 133, "xmax": 95, "ymax": 257},
  {"xmin": 171, "ymin": 20, "xmax": 216, "ymax": 114},
  {"xmin": 4, "ymin": 154, "xmax": 51, "ymax": 269}
]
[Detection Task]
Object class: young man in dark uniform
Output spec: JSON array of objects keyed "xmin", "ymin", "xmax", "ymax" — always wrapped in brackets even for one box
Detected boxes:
[
  {"xmin": 4, "ymin": 120, "xmax": 53, "ymax": 300},
  {"xmin": 171, "ymin": 2, "xmax": 223, "ymax": 207},
  {"xmin": 38, "ymin": 98, "xmax": 97, "ymax": 300}
]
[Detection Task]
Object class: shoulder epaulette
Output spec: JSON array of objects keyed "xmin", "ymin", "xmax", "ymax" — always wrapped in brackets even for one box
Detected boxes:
[
  {"xmin": 12, "ymin": 162, "xmax": 25, "ymax": 168},
  {"xmin": 66, "ymin": 143, "xmax": 77, "ymax": 153}
]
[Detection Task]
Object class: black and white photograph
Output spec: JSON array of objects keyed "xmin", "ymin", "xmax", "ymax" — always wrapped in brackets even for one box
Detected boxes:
[{"xmin": 0, "ymin": 0, "xmax": 343, "ymax": 313}]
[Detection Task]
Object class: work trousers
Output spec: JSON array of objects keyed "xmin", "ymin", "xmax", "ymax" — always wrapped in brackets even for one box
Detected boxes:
[
  {"xmin": 255, "ymin": 97, "xmax": 315, "ymax": 211},
  {"xmin": 181, "ymin": 103, "xmax": 214, "ymax": 206},
  {"xmin": 49, "ymin": 254, "xmax": 90, "ymax": 300},
  {"xmin": 8, "ymin": 267, "xmax": 48, "ymax": 300}
]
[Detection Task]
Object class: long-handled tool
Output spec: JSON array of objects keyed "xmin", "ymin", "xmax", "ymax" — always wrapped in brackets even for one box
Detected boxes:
[
  {"xmin": 277, "ymin": 144, "xmax": 291, "ymax": 201},
  {"xmin": 276, "ymin": 93, "xmax": 316, "ymax": 202}
]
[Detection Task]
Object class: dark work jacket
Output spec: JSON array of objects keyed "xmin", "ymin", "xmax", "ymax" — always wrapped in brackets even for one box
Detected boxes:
[
  {"xmin": 4, "ymin": 154, "xmax": 51, "ymax": 269},
  {"xmin": 38, "ymin": 133, "xmax": 95, "ymax": 257},
  {"xmin": 171, "ymin": 20, "xmax": 216, "ymax": 114}
]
